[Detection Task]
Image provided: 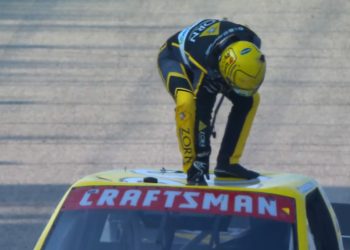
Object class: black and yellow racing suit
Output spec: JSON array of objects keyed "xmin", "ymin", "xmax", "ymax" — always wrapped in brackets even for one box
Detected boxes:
[{"xmin": 157, "ymin": 19, "xmax": 262, "ymax": 172}]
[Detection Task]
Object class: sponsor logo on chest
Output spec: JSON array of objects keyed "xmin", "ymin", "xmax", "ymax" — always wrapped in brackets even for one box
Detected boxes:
[{"xmin": 189, "ymin": 20, "xmax": 217, "ymax": 43}]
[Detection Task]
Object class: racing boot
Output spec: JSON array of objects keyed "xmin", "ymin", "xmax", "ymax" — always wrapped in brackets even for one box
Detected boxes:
[
  {"xmin": 214, "ymin": 163, "xmax": 259, "ymax": 179},
  {"xmin": 187, "ymin": 161, "xmax": 209, "ymax": 186}
]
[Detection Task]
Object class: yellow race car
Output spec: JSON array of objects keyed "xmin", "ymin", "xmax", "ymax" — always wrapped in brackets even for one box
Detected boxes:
[{"xmin": 34, "ymin": 169, "xmax": 344, "ymax": 250}]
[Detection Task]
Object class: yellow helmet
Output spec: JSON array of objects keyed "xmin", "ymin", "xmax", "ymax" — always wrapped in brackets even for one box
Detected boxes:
[{"xmin": 218, "ymin": 41, "xmax": 266, "ymax": 96}]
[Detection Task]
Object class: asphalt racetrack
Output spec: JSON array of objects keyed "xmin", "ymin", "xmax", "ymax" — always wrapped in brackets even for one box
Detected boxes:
[{"xmin": 0, "ymin": 0, "xmax": 349, "ymax": 249}]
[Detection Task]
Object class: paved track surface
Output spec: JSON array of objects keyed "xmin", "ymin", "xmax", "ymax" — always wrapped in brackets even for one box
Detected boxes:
[{"xmin": 0, "ymin": 0, "xmax": 349, "ymax": 249}]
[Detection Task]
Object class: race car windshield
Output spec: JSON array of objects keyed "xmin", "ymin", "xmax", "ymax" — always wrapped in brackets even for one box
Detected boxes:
[{"xmin": 43, "ymin": 186, "xmax": 297, "ymax": 250}]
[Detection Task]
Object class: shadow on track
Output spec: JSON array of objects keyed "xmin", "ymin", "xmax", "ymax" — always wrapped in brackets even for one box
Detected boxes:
[{"xmin": 0, "ymin": 184, "xmax": 68, "ymax": 250}]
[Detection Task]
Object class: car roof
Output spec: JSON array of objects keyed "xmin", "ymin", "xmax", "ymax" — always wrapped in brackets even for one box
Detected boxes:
[{"xmin": 70, "ymin": 168, "xmax": 318, "ymax": 199}]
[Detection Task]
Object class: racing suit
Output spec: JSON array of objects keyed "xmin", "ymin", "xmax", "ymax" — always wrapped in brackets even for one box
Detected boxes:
[{"xmin": 157, "ymin": 19, "xmax": 262, "ymax": 175}]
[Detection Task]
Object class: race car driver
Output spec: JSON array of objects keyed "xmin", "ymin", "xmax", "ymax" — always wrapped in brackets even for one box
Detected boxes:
[{"xmin": 157, "ymin": 18, "xmax": 266, "ymax": 185}]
